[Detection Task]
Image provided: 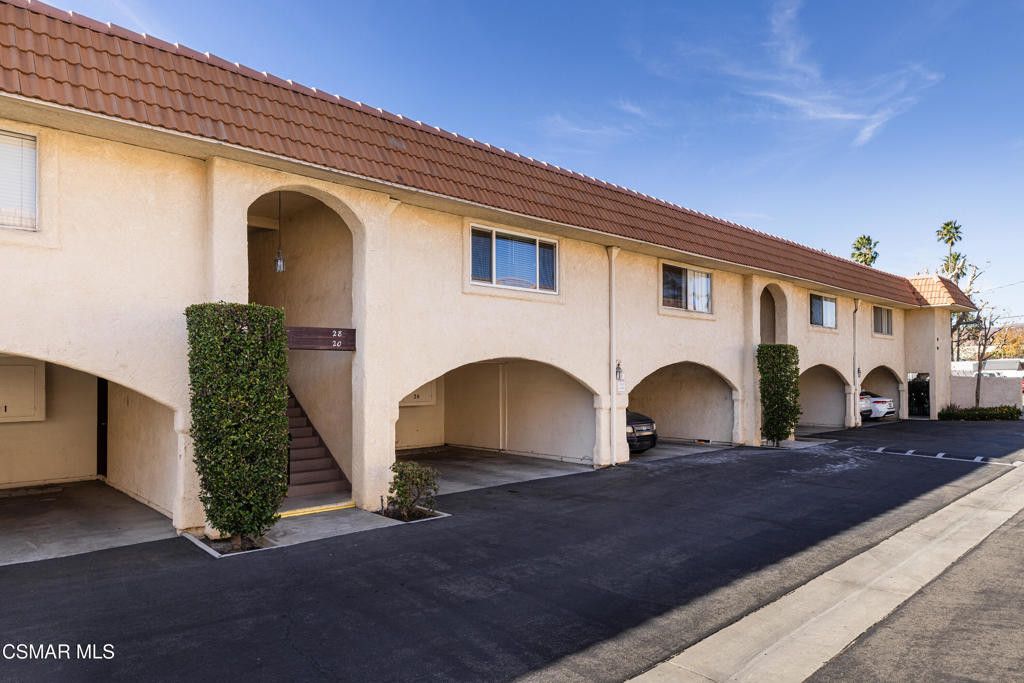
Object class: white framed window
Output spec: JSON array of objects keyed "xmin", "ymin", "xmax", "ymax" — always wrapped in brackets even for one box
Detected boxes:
[
  {"xmin": 470, "ymin": 225, "xmax": 557, "ymax": 293},
  {"xmin": 662, "ymin": 263, "xmax": 712, "ymax": 313},
  {"xmin": 873, "ymin": 306, "xmax": 893, "ymax": 335},
  {"xmin": 0, "ymin": 130, "xmax": 37, "ymax": 231},
  {"xmin": 810, "ymin": 293, "xmax": 837, "ymax": 328}
]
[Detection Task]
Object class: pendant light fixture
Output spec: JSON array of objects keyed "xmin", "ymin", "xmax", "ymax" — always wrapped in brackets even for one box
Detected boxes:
[{"xmin": 274, "ymin": 191, "xmax": 286, "ymax": 273}]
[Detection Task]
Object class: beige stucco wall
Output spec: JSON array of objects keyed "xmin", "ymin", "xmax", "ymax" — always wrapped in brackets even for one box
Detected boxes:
[
  {"xmin": 106, "ymin": 382, "xmax": 177, "ymax": 517},
  {"xmin": 0, "ymin": 363, "xmax": 96, "ymax": 488},
  {"xmin": 905, "ymin": 308, "xmax": 953, "ymax": 418},
  {"xmin": 248, "ymin": 198, "xmax": 354, "ymax": 477},
  {"xmin": 799, "ymin": 365, "xmax": 848, "ymax": 427},
  {"xmin": 396, "ymin": 379, "xmax": 446, "ymax": 449},
  {"xmin": 629, "ymin": 362, "xmax": 735, "ymax": 443},
  {"xmin": 0, "ymin": 108, "xmax": 960, "ymax": 525},
  {"xmin": 951, "ymin": 376, "xmax": 1023, "ymax": 409}
]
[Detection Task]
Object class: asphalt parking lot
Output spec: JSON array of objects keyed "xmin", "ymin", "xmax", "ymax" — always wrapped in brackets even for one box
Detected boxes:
[
  {"xmin": 815, "ymin": 418, "xmax": 1024, "ymax": 463},
  {"xmin": 0, "ymin": 423, "xmax": 1017, "ymax": 681}
]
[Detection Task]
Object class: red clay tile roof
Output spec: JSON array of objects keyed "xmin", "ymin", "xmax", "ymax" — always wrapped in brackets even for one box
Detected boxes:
[
  {"xmin": 908, "ymin": 275, "xmax": 977, "ymax": 310},
  {"xmin": 0, "ymin": 0, "xmax": 971, "ymax": 308}
]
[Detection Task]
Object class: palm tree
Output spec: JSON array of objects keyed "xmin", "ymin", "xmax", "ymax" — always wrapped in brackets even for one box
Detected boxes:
[
  {"xmin": 850, "ymin": 234, "xmax": 879, "ymax": 266},
  {"xmin": 941, "ymin": 251, "xmax": 968, "ymax": 282},
  {"xmin": 936, "ymin": 220, "xmax": 962, "ymax": 259}
]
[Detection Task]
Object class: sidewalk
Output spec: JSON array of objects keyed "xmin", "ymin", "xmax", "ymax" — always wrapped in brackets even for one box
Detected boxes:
[{"xmin": 632, "ymin": 463, "xmax": 1024, "ymax": 682}]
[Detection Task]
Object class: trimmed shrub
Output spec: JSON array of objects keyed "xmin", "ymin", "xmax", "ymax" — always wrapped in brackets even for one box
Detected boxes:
[
  {"xmin": 938, "ymin": 404, "xmax": 1022, "ymax": 421},
  {"xmin": 757, "ymin": 344, "xmax": 802, "ymax": 446},
  {"xmin": 185, "ymin": 302, "xmax": 290, "ymax": 543},
  {"xmin": 384, "ymin": 461, "xmax": 440, "ymax": 521}
]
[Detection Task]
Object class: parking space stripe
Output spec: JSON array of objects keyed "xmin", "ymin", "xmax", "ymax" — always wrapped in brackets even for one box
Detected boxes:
[{"xmin": 859, "ymin": 447, "xmax": 1021, "ymax": 467}]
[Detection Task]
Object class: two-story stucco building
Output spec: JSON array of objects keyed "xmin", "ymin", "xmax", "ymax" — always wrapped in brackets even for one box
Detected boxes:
[{"xmin": 0, "ymin": 1, "xmax": 974, "ymax": 533}]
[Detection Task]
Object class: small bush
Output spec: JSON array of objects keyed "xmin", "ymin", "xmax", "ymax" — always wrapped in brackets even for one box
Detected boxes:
[
  {"xmin": 938, "ymin": 404, "xmax": 1022, "ymax": 421},
  {"xmin": 757, "ymin": 344, "xmax": 802, "ymax": 446},
  {"xmin": 383, "ymin": 461, "xmax": 440, "ymax": 521},
  {"xmin": 186, "ymin": 302, "xmax": 290, "ymax": 544}
]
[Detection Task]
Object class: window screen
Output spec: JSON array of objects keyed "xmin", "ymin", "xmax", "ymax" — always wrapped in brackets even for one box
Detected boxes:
[
  {"xmin": 662, "ymin": 264, "xmax": 685, "ymax": 308},
  {"xmin": 810, "ymin": 294, "xmax": 837, "ymax": 328},
  {"xmin": 0, "ymin": 130, "xmax": 37, "ymax": 231},
  {"xmin": 471, "ymin": 229, "xmax": 492, "ymax": 281},
  {"xmin": 873, "ymin": 306, "xmax": 893, "ymax": 335},
  {"xmin": 688, "ymin": 270, "xmax": 712, "ymax": 313},
  {"xmin": 662, "ymin": 264, "xmax": 711, "ymax": 312},
  {"xmin": 470, "ymin": 227, "xmax": 557, "ymax": 292}
]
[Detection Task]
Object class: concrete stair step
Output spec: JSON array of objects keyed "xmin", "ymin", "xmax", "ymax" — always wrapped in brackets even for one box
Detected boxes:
[
  {"xmin": 286, "ymin": 407, "xmax": 302, "ymax": 417},
  {"xmin": 288, "ymin": 417, "xmax": 309, "ymax": 428},
  {"xmin": 290, "ymin": 446, "xmax": 327, "ymax": 461},
  {"xmin": 290, "ymin": 456, "xmax": 335, "ymax": 472},
  {"xmin": 287, "ymin": 397, "xmax": 297, "ymax": 408},
  {"xmin": 291, "ymin": 435, "xmax": 321, "ymax": 449},
  {"xmin": 290, "ymin": 425, "xmax": 314, "ymax": 438},
  {"xmin": 287, "ymin": 480, "xmax": 350, "ymax": 497},
  {"xmin": 290, "ymin": 468, "xmax": 342, "ymax": 485}
]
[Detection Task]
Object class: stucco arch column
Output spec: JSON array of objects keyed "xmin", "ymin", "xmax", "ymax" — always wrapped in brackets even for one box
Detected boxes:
[
  {"xmin": 741, "ymin": 275, "xmax": 759, "ymax": 446},
  {"xmin": 592, "ymin": 395, "xmax": 612, "ymax": 466},
  {"xmin": 204, "ymin": 156, "xmax": 253, "ymax": 303},
  {"xmin": 349, "ymin": 196, "xmax": 401, "ymax": 509},
  {"xmin": 844, "ymin": 385, "xmax": 857, "ymax": 428},
  {"xmin": 898, "ymin": 383, "xmax": 909, "ymax": 419},
  {"xmin": 171, "ymin": 410, "xmax": 204, "ymax": 532},
  {"xmin": 731, "ymin": 390, "xmax": 744, "ymax": 444}
]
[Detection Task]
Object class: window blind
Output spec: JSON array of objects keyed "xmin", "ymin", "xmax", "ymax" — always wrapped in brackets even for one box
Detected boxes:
[{"xmin": 0, "ymin": 131, "xmax": 36, "ymax": 231}]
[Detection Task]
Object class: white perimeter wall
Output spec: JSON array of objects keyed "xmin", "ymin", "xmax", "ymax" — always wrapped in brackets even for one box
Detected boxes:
[{"xmin": 951, "ymin": 376, "xmax": 1023, "ymax": 409}]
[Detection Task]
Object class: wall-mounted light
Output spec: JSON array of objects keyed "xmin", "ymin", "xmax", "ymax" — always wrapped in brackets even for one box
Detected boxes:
[{"xmin": 274, "ymin": 191, "xmax": 286, "ymax": 273}]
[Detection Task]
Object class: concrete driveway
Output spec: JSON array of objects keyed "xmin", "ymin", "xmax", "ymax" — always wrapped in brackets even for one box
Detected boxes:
[
  {"xmin": 398, "ymin": 447, "xmax": 589, "ymax": 495},
  {"xmin": 0, "ymin": 428, "xmax": 1013, "ymax": 681},
  {"xmin": 0, "ymin": 480, "xmax": 176, "ymax": 566}
]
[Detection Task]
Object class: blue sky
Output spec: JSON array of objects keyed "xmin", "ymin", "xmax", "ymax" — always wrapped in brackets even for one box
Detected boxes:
[{"xmin": 69, "ymin": 0, "xmax": 1024, "ymax": 314}]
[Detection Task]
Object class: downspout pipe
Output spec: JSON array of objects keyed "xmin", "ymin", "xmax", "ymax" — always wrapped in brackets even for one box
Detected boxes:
[
  {"xmin": 853, "ymin": 299, "xmax": 861, "ymax": 427},
  {"xmin": 608, "ymin": 246, "xmax": 620, "ymax": 465}
]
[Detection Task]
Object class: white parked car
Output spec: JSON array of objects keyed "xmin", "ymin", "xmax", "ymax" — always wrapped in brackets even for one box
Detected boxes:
[{"xmin": 859, "ymin": 391, "xmax": 896, "ymax": 420}]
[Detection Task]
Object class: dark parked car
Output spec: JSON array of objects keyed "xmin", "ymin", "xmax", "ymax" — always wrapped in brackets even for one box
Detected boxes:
[{"xmin": 627, "ymin": 411, "xmax": 657, "ymax": 453}]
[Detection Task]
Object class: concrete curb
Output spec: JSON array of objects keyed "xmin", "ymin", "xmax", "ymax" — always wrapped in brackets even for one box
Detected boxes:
[{"xmin": 631, "ymin": 465, "xmax": 1024, "ymax": 682}]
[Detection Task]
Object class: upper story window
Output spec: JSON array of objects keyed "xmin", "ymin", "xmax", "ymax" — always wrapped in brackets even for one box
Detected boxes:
[
  {"xmin": 0, "ymin": 130, "xmax": 37, "ymax": 231},
  {"xmin": 471, "ymin": 227, "xmax": 557, "ymax": 292},
  {"xmin": 810, "ymin": 293, "xmax": 837, "ymax": 328},
  {"xmin": 662, "ymin": 263, "xmax": 712, "ymax": 313},
  {"xmin": 873, "ymin": 306, "xmax": 893, "ymax": 335}
]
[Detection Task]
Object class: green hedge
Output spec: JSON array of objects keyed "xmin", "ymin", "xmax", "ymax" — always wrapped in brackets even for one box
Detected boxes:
[
  {"xmin": 185, "ymin": 302, "xmax": 290, "ymax": 541},
  {"xmin": 938, "ymin": 404, "xmax": 1022, "ymax": 421},
  {"xmin": 757, "ymin": 344, "xmax": 802, "ymax": 446}
]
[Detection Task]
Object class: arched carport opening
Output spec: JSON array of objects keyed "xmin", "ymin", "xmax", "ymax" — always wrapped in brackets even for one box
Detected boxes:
[
  {"xmin": 628, "ymin": 362, "xmax": 736, "ymax": 444},
  {"xmin": 798, "ymin": 364, "xmax": 849, "ymax": 429},
  {"xmin": 862, "ymin": 365, "xmax": 902, "ymax": 419},
  {"xmin": 248, "ymin": 190, "xmax": 354, "ymax": 503},
  {"xmin": 0, "ymin": 353, "xmax": 177, "ymax": 562},
  {"xmin": 395, "ymin": 359, "xmax": 597, "ymax": 493},
  {"xmin": 759, "ymin": 285, "xmax": 788, "ymax": 344}
]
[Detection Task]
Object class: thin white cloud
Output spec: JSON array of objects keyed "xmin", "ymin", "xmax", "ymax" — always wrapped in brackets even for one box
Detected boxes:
[
  {"xmin": 538, "ymin": 114, "xmax": 635, "ymax": 143},
  {"xmin": 644, "ymin": 0, "xmax": 942, "ymax": 146},
  {"xmin": 613, "ymin": 99, "xmax": 648, "ymax": 118}
]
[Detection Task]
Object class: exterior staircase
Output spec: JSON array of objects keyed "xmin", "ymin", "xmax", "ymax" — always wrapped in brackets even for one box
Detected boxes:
[{"xmin": 287, "ymin": 392, "xmax": 350, "ymax": 498}]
